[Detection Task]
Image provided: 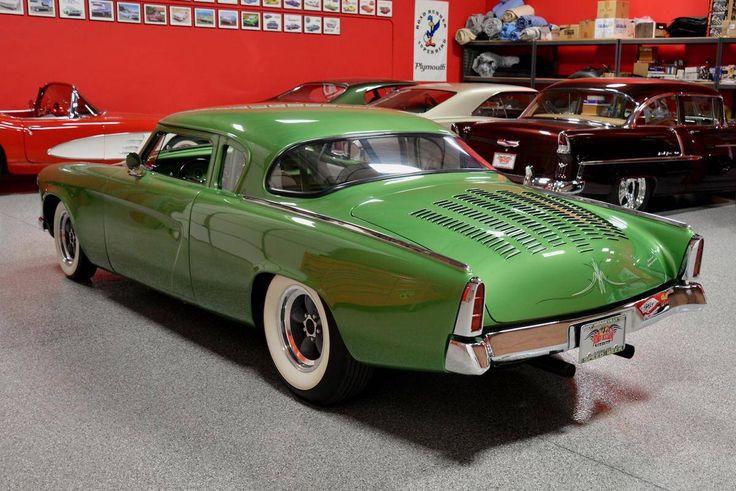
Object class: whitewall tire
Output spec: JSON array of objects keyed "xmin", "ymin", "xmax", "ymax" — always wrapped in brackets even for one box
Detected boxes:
[
  {"xmin": 263, "ymin": 275, "xmax": 372, "ymax": 404},
  {"xmin": 52, "ymin": 202, "xmax": 97, "ymax": 281}
]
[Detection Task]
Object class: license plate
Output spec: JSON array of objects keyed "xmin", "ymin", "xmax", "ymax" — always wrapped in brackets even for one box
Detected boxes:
[
  {"xmin": 578, "ymin": 313, "xmax": 626, "ymax": 363},
  {"xmin": 492, "ymin": 152, "xmax": 516, "ymax": 169}
]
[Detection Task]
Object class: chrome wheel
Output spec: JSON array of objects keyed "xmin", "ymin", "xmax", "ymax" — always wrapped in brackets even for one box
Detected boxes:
[
  {"xmin": 278, "ymin": 285, "xmax": 324, "ymax": 371},
  {"xmin": 58, "ymin": 210, "xmax": 77, "ymax": 265},
  {"xmin": 617, "ymin": 178, "xmax": 648, "ymax": 210}
]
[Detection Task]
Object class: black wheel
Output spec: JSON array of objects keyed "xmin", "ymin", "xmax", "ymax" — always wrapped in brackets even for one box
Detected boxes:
[
  {"xmin": 263, "ymin": 275, "xmax": 373, "ymax": 405},
  {"xmin": 610, "ymin": 177, "xmax": 652, "ymax": 211},
  {"xmin": 53, "ymin": 202, "xmax": 97, "ymax": 281}
]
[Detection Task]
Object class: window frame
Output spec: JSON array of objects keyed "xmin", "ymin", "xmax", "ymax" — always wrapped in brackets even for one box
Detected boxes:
[
  {"xmin": 471, "ymin": 91, "xmax": 537, "ymax": 118},
  {"xmin": 264, "ymin": 131, "xmax": 493, "ymax": 198},
  {"xmin": 629, "ymin": 92, "xmax": 725, "ymax": 129},
  {"xmin": 215, "ymin": 138, "xmax": 251, "ymax": 194},
  {"xmin": 138, "ymin": 125, "xmax": 220, "ymax": 187}
]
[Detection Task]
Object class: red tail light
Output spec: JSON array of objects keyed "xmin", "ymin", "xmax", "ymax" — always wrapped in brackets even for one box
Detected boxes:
[
  {"xmin": 683, "ymin": 236, "xmax": 704, "ymax": 280},
  {"xmin": 455, "ymin": 279, "xmax": 486, "ymax": 337}
]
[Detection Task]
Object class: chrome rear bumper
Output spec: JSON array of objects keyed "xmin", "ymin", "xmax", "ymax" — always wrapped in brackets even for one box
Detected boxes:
[
  {"xmin": 445, "ymin": 283, "xmax": 706, "ymax": 375},
  {"xmin": 523, "ymin": 165, "xmax": 584, "ymax": 194}
]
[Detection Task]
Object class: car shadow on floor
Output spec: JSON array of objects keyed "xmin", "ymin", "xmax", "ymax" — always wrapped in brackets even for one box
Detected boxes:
[
  {"xmin": 88, "ymin": 269, "xmax": 649, "ymax": 463},
  {"xmin": 0, "ymin": 175, "xmax": 38, "ymax": 195}
]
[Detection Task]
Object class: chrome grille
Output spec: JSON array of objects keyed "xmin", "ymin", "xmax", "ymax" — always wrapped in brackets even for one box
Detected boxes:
[{"xmin": 411, "ymin": 188, "xmax": 628, "ymax": 259}]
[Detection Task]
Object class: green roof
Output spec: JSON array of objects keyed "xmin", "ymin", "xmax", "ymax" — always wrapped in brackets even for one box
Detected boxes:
[{"xmin": 161, "ymin": 105, "xmax": 452, "ymax": 152}]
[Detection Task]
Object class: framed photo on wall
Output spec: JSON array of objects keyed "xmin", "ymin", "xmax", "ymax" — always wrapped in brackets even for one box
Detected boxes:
[
  {"xmin": 59, "ymin": 0, "xmax": 85, "ymax": 19},
  {"xmin": 117, "ymin": 2, "xmax": 140, "ymax": 22},
  {"xmin": 322, "ymin": 0, "xmax": 338, "ymax": 12},
  {"xmin": 323, "ymin": 16, "xmax": 339, "ymax": 34},
  {"xmin": 262, "ymin": 0, "xmax": 280, "ymax": 7},
  {"xmin": 284, "ymin": 0, "xmax": 301, "ymax": 9},
  {"xmin": 218, "ymin": 9, "xmax": 238, "ymax": 28},
  {"xmin": 144, "ymin": 4, "xmax": 166, "ymax": 24},
  {"xmin": 28, "ymin": 0, "xmax": 56, "ymax": 17},
  {"xmin": 241, "ymin": 0, "xmax": 259, "ymax": 5},
  {"xmin": 241, "ymin": 11, "xmax": 260, "ymax": 30},
  {"xmin": 262, "ymin": 12, "xmax": 281, "ymax": 31},
  {"xmin": 341, "ymin": 0, "xmax": 356, "ymax": 14},
  {"xmin": 170, "ymin": 6, "xmax": 191, "ymax": 26},
  {"xmin": 376, "ymin": 0, "xmax": 390, "ymax": 17},
  {"xmin": 88, "ymin": 0, "xmax": 112, "ymax": 20},
  {"xmin": 194, "ymin": 7, "xmax": 215, "ymax": 26},
  {"xmin": 304, "ymin": 0, "xmax": 320, "ymax": 11},
  {"xmin": 284, "ymin": 13, "xmax": 302, "ymax": 32},
  {"xmin": 0, "ymin": 0, "xmax": 24, "ymax": 15},
  {"xmin": 359, "ymin": 0, "xmax": 374, "ymax": 15},
  {"xmin": 304, "ymin": 15, "xmax": 321, "ymax": 34},
  {"xmin": 217, "ymin": 0, "xmax": 237, "ymax": 5}
]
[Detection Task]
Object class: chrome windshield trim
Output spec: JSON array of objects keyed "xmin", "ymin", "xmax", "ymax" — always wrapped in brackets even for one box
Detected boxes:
[{"xmin": 241, "ymin": 196, "xmax": 470, "ymax": 273}]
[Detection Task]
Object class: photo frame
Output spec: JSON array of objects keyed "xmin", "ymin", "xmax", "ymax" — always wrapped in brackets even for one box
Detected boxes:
[
  {"xmin": 322, "ymin": 0, "xmax": 338, "ymax": 12},
  {"xmin": 376, "ymin": 0, "xmax": 390, "ymax": 17},
  {"xmin": 304, "ymin": 0, "xmax": 320, "ymax": 11},
  {"xmin": 284, "ymin": 13, "xmax": 302, "ymax": 32},
  {"xmin": 263, "ymin": 12, "xmax": 281, "ymax": 31},
  {"xmin": 218, "ymin": 9, "xmax": 238, "ymax": 28},
  {"xmin": 217, "ymin": 0, "xmax": 237, "ymax": 4},
  {"xmin": 341, "ymin": 0, "xmax": 356, "ymax": 14},
  {"xmin": 88, "ymin": 0, "xmax": 112, "ymax": 20},
  {"xmin": 170, "ymin": 6, "xmax": 191, "ymax": 26},
  {"xmin": 0, "ymin": 0, "xmax": 24, "ymax": 15},
  {"xmin": 194, "ymin": 7, "xmax": 215, "ymax": 26},
  {"xmin": 283, "ymin": 0, "xmax": 301, "ymax": 9},
  {"xmin": 262, "ymin": 0, "xmax": 280, "ymax": 7},
  {"xmin": 240, "ymin": 0, "xmax": 259, "ymax": 4},
  {"xmin": 144, "ymin": 3, "xmax": 166, "ymax": 24},
  {"xmin": 28, "ymin": 0, "xmax": 56, "ymax": 17},
  {"xmin": 359, "ymin": 0, "xmax": 374, "ymax": 15},
  {"xmin": 241, "ymin": 11, "xmax": 260, "ymax": 30},
  {"xmin": 117, "ymin": 1, "xmax": 140, "ymax": 22},
  {"xmin": 59, "ymin": 0, "xmax": 85, "ymax": 19},
  {"xmin": 323, "ymin": 16, "xmax": 340, "ymax": 34},
  {"xmin": 304, "ymin": 15, "xmax": 321, "ymax": 34}
]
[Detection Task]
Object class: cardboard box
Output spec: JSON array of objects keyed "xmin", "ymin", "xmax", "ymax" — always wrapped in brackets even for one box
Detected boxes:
[
  {"xmin": 635, "ymin": 20, "xmax": 655, "ymax": 38},
  {"xmin": 579, "ymin": 19, "xmax": 595, "ymax": 39},
  {"xmin": 638, "ymin": 46, "xmax": 658, "ymax": 63},
  {"xmin": 597, "ymin": 0, "xmax": 629, "ymax": 19},
  {"xmin": 633, "ymin": 62, "xmax": 651, "ymax": 77},
  {"xmin": 559, "ymin": 24, "xmax": 579, "ymax": 40},
  {"xmin": 595, "ymin": 18, "xmax": 635, "ymax": 39}
]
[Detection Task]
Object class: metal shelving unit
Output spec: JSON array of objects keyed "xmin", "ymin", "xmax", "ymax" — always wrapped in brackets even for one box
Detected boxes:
[{"xmin": 463, "ymin": 37, "xmax": 734, "ymax": 90}]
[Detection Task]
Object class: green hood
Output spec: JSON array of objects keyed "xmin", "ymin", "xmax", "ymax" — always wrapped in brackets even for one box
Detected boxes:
[{"xmin": 306, "ymin": 172, "xmax": 692, "ymax": 325}]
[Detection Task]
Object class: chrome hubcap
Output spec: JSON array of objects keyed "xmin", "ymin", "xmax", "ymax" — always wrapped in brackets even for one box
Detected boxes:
[
  {"xmin": 278, "ymin": 286, "xmax": 324, "ymax": 372},
  {"xmin": 618, "ymin": 178, "xmax": 647, "ymax": 209},
  {"xmin": 59, "ymin": 212, "xmax": 77, "ymax": 265}
]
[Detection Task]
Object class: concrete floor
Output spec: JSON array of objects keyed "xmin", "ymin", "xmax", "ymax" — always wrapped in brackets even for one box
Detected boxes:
[{"xmin": 1, "ymin": 176, "xmax": 735, "ymax": 489}]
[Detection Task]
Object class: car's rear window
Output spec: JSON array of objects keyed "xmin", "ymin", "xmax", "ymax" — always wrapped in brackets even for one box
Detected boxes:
[
  {"xmin": 267, "ymin": 133, "xmax": 490, "ymax": 196},
  {"xmin": 275, "ymin": 83, "xmax": 348, "ymax": 103},
  {"xmin": 370, "ymin": 89, "xmax": 455, "ymax": 113},
  {"xmin": 523, "ymin": 88, "xmax": 637, "ymax": 126}
]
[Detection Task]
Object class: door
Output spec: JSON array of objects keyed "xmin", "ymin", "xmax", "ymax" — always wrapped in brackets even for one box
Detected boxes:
[
  {"xmin": 104, "ymin": 128, "xmax": 218, "ymax": 298},
  {"xmin": 189, "ymin": 140, "xmax": 258, "ymax": 321}
]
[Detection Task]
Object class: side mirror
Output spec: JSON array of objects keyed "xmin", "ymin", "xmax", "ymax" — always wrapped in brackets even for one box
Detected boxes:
[{"xmin": 125, "ymin": 153, "xmax": 145, "ymax": 177}]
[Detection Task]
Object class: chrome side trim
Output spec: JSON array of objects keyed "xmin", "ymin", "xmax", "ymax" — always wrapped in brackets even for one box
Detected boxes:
[
  {"xmin": 241, "ymin": 196, "xmax": 470, "ymax": 272},
  {"xmin": 565, "ymin": 194, "xmax": 692, "ymax": 229},
  {"xmin": 444, "ymin": 282, "xmax": 706, "ymax": 374},
  {"xmin": 579, "ymin": 155, "xmax": 701, "ymax": 166}
]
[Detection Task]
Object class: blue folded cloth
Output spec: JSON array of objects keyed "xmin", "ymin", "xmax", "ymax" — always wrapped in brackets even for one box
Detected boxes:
[
  {"xmin": 516, "ymin": 15, "xmax": 548, "ymax": 29},
  {"xmin": 491, "ymin": 0, "xmax": 524, "ymax": 19},
  {"xmin": 500, "ymin": 22, "xmax": 519, "ymax": 40}
]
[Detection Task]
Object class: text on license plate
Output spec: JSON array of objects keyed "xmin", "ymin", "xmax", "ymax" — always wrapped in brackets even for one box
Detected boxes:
[
  {"xmin": 578, "ymin": 313, "xmax": 626, "ymax": 363},
  {"xmin": 492, "ymin": 152, "xmax": 516, "ymax": 169}
]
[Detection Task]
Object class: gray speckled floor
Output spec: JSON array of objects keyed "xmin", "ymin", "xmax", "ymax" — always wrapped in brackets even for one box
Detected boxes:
[{"xmin": 1, "ymin": 177, "xmax": 735, "ymax": 489}]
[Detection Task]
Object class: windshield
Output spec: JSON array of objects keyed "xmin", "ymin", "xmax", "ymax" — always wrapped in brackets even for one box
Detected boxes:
[
  {"xmin": 275, "ymin": 83, "xmax": 348, "ymax": 103},
  {"xmin": 370, "ymin": 89, "xmax": 455, "ymax": 113},
  {"xmin": 268, "ymin": 134, "xmax": 491, "ymax": 195},
  {"xmin": 522, "ymin": 88, "xmax": 637, "ymax": 126}
]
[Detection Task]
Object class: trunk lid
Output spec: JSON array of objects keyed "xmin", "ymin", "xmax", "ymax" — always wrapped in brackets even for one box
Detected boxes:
[{"xmin": 323, "ymin": 172, "xmax": 677, "ymax": 324}]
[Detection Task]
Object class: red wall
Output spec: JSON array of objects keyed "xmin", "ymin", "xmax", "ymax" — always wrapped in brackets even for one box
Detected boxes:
[
  {"xmin": 495, "ymin": 0, "xmax": 710, "ymax": 25},
  {"xmin": 0, "ymin": 1, "xmax": 486, "ymax": 115}
]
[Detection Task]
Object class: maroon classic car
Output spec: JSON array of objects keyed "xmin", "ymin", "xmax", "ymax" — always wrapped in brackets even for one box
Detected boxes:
[{"xmin": 456, "ymin": 78, "xmax": 736, "ymax": 210}]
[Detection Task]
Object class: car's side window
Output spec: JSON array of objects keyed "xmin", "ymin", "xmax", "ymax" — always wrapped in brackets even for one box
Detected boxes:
[
  {"xmin": 639, "ymin": 96, "xmax": 679, "ymax": 126},
  {"xmin": 219, "ymin": 145, "xmax": 248, "ymax": 193},
  {"xmin": 681, "ymin": 96, "xmax": 722, "ymax": 127},
  {"xmin": 472, "ymin": 92, "xmax": 536, "ymax": 118},
  {"xmin": 144, "ymin": 131, "xmax": 214, "ymax": 186}
]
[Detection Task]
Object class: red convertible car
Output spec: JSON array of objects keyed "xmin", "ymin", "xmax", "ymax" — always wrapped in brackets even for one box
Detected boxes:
[
  {"xmin": 456, "ymin": 78, "xmax": 736, "ymax": 210},
  {"xmin": 0, "ymin": 82, "xmax": 157, "ymax": 176}
]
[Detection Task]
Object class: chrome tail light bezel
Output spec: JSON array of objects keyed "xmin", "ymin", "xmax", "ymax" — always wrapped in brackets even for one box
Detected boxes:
[
  {"xmin": 681, "ymin": 235, "xmax": 704, "ymax": 281},
  {"xmin": 453, "ymin": 277, "xmax": 485, "ymax": 337}
]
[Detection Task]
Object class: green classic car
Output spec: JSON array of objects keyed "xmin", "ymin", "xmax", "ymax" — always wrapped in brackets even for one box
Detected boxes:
[
  {"xmin": 270, "ymin": 80, "xmax": 416, "ymax": 105},
  {"xmin": 37, "ymin": 105, "xmax": 706, "ymax": 404}
]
